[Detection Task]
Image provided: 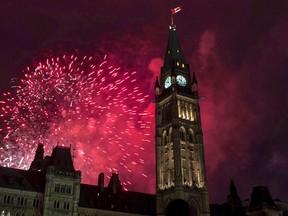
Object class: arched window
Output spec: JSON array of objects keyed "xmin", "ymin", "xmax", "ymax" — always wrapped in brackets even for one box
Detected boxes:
[
  {"xmin": 162, "ymin": 131, "xmax": 167, "ymax": 146},
  {"xmin": 20, "ymin": 197, "xmax": 24, "ymax": 206},
  {"xmin": 188, "ymin": 129, "xmax": 195, "ymax": 143},
  {"xmin": 55, "ymin": 184, "xmax": 60, "ymax": 192},
  {"xmin": 67, "ymin": 201, "xmax": 69, "ymax": 210},
  {"xmin": 168, "ymin": 127, "xmax": 172, "ymax": 143},
  {"xmin": 180, "ymin": 128, "xmax": 186, "ymax": 141},
  {"xmin": 61, "ymin": 185, "xmax": 66, "ymax": 193},
  {"xmin": 7, "ymin": 195, "xmax": 10, "ymax": 204}
]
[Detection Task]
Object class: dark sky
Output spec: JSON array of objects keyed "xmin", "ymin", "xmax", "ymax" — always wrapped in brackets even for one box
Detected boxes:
[{"xmin": 1, "ymin": 0, "xmax": 288, "ymax": 203}]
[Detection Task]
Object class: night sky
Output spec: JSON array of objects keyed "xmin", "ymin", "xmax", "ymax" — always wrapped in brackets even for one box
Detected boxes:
[{"xmin": 1, "ymin": 0, "xmax": 288, "ymax": 204}]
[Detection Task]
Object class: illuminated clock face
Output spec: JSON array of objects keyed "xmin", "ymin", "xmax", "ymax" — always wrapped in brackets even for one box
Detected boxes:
[
  {"xmin": 176, "ymin": 75, "xmax": 187, "ymax": 87},
  {"xmin": 164, "ymin": 76, "xmax": 172, "ymax": 89}
]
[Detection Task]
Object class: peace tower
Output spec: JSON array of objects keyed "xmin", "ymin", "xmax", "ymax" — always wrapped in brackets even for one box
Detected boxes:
[{"xmin": 155, "ymin": 23, "xmax": 210, "ymax": 216}]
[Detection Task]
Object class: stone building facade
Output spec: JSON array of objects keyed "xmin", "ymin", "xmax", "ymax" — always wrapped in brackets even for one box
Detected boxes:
[{"xmin": 0, "ymin": 144, "xmax": 155, "ymax": 216}]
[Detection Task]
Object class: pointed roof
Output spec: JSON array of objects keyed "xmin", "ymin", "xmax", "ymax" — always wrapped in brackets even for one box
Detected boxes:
[
  {"xmin": 229, "ymin": 180, "xmax": 238, "ymax": 198},
  {"xmin": 49, "ymin": 146, "xmax": 75, "ymax": 172},
  {"xmin": 192, "ymin": 72, "xmax": 198, "ymax": 84},
  {"xmin": 155, "ymin": 76, "xmax": 160, "ymax": 88},
  {"xmin": 163, "ymin": 25, "xmax": 186, "ymax": 69},
  {"xmin": 249, "ymin": 186, "xmax": 277, "ymax": 209},
  {"xmin": 228, "ymin": 180, "xmax": 242, "ymax": 206},
  {"xmin": 29, "ymin": 143, "xmax": 44, "ymax": 171}
]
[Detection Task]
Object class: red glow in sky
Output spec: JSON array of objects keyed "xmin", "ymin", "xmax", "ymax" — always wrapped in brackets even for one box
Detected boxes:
[
  {"xmin": 1, "ymin": 0, "xmax": 288, "ymax": 203},
  {"xmin": 0, "ymin": 54, "xmax": 155, "ymax": 193}
]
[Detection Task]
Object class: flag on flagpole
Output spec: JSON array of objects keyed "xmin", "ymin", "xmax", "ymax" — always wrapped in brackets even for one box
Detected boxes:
[{"xmin": 171, "ymin": 6, "xmax": 182, "ymax": 15}]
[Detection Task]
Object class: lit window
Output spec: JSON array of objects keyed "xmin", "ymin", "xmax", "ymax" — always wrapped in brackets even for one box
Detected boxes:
[
  {"xmin": 182, "ymin": 63, "xmax": 185, "ymax": 68},
  {"xmin": 177, "ymin": 62, "xmax": 179, "ymax": 66},
  {"xmin": 177, "ymin": 50, "xmax": 179, "ymax": 53}
]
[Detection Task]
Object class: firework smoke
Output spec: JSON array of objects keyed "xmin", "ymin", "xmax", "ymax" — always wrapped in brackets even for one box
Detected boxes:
[{"xmin": 0, "ymin": 54, "xmax": 153, "ymax": 191}]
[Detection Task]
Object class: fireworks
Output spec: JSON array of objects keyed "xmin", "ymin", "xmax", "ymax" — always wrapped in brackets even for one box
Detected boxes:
[{"xmin": 0, "ymin": 54, "xmax": 153, "ymax": 191}]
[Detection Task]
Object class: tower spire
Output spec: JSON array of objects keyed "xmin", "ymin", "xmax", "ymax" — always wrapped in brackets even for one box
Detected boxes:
[
  {"xmin": 163, "ymin": 24, "xmax": 186, "ymax": 71},
  {"xmin": 163, "ymin": 6, "xmax": 185, "ymax": 70},
  {"xmin": 155, "ymin": 12, "xmax": 209, "ymax": 216}
]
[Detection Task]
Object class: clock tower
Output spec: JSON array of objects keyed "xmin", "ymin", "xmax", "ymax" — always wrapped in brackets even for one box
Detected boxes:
[{"xmin": 155, "ymin": 24, "xmax": 210, "ymax": 216}]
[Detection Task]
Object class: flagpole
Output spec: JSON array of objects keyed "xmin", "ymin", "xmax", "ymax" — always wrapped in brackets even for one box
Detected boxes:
[{"xmin": 170, "ymin": 6, "xmax": 182, "ymax": 27}]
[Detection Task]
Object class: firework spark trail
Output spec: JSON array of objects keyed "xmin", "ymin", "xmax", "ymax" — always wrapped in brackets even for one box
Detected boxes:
[{"xmin": 0, "ymin": 54, "xmax": 153, "ymax": 190}]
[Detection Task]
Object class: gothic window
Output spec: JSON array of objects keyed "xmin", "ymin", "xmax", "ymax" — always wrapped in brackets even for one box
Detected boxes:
[
  {"xmin": 66, "ymin": 186, "xmax": 71, "ymax": 194},
  {"xmin": 185, "ymin": 103, "xmax": 189, "ymax": 120},
  {"xmin": 190, "ymin": 206, "xmax": 197, "ymax": 216},
  {"xmin": 162, "ymin": 131, "xmax": 167, "ymax": 146},
  {"xmin": 180, "ymin": 128, "xmax": 186, "ymax": 141},
  {"xmin": 20, "ymin": 197, "xmax": 24, "ymax": 206},
  {"xmin": 177, "ymin": 100, "xmax": 181, "ymax": 118},
  {"xmin": 55, "ymin": 184, "xmax": 60, "ymax": 192},
  {"xmin": 182, "ymin": 102, "xmax": 187, "ymax": 119},
  {"xmin": 189, "ymin": 105, "xmax": 194, "ymax": 121},
  {"xmin": 61, "ymin": 185, "xmax": 66, "ymax": 193},
  {"xmin": 6, "ymin": 195, "xmax": 10, "ymax": 204},
  {"xmin": 188, "ymin": 129, "xmax": 195, "ymax": 143},
  {"xmin": 168, "ymin": 127, "xmax": 172, "ymax": 143},
  {"xmin": 188, "ymin": 133, "xmax": 193, "ymax": 143},
  {"xmin": 63, "ymin": 201, "xmax": 70, "ymax": 210}
]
